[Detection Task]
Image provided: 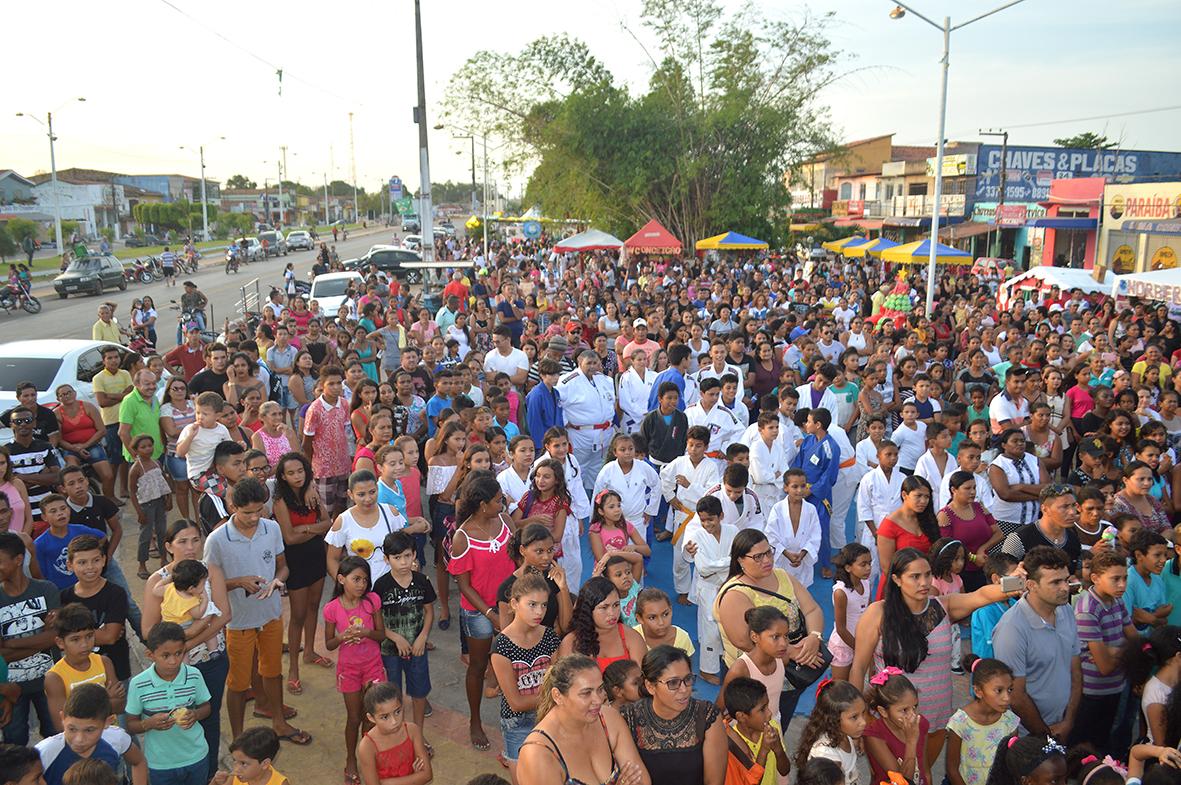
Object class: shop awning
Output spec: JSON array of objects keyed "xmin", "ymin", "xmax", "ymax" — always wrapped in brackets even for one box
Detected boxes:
[
  {"xmin": 883, "ymin": 216, "xmax": 965, "ymax": 229},
  {"xmin": 880, "ymin": 239, "xmax": 972, "ymax": 265},
  {"xmin": 844, "ymin": 237, "xmax": 898, "ymax": 258},
  {"xmin": 820, "ymin": 235, "xmax": 867, "ymax": 252},
  {"xmin": 789, "ymin": 223, "xmax": 821, "ymax": 232},
  {"xmin": 938, "ymin": 222, "xmax": 996, "ymax": 241},
  {"xmin": 1120, "ymin": 220, "xmax": 1181, "ymax": 236},
  {"xmin": 835, "ymin": 218, "xmax": 884, "ymax": 230},
  {"xmin": 695, "ymin": 231, "xmax": 769, "ymax": 251},
  {"xmin": 999, "ymin": 266, "xmax": 1115, "ymax": 308},
  {"xmin": 625, "ymin": 219, "xmax": 682, "ymax": 255},
  {"xmin": 1028, "ymin": 217, "xmax": 1098, "ymax": 230},
  {"xmin": 552, "ymin": 229, "xmax": 624, "ymax": 253}
]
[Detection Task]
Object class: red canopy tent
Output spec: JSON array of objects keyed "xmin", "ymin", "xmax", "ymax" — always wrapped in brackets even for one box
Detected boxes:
[{"xmin": 624, "ymin": 219, "xmax": 682, "ymax": 255}]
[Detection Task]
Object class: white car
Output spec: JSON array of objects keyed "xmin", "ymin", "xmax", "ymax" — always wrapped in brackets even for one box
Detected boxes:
[
  {"xmin": 239, "ymin": 237, "xmax": 266, "ymax": 262},
  {"xmin": 402, "ymin": 234, "xmax": 422, "ymax": 251},
  {"xmin": 286, "ymin": 230, "xmax": 314, "ymax": 251},
  {"xmin": 309, "ymin": 272, "xmax": 363, "ymax": 317},
  {"xmin": 0, "ymin": 339, "xmax": 137, "ymax": 430}
]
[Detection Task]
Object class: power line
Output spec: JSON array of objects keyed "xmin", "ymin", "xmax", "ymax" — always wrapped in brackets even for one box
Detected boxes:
[
  {"xmin": 153, "ymin": 0, "xmax": 363, "ymax": 106},
  {"xmin": 955, "ymin": 103, "xmax": 1181, "ymax": 135}
]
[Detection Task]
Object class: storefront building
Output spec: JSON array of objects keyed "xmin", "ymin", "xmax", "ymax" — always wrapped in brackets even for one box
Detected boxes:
[{"xmin": 1097, "ymin": 182, "xmax": 1181, "ymax": 274}]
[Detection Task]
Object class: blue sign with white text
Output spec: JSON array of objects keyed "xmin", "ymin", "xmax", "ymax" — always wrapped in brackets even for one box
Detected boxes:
[{"xmin": 975, "ymin": 145, "xmax": 1181, "ymax": 203}]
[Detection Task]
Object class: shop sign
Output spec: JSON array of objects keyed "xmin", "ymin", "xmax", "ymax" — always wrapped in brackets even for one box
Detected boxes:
[
  {"xmin": 1152, "ymin": 246, "xmax": 1178, "ymax": 270},
  {"xmin": 1110, "ymin": 243, "xmax": 1136, "ymax": 274},
  {"xmin": 995, "ymin": 205, "xmax": 1028, "ymax": 227},
  {"xmin": 1108, "ymin": 192, "xmax": 1181, "ymax": 221},
  {"xmin": 832, "ymin": 200, "xmax": 865, "ymax": 217},
  {"xmin": 1117, "ymin": 277, "xmax": 1181, "ymax": 306},
  {"xmin": 972, "ymin": 202, "xmax": 1047, "ymax": 223},
  {"xmin": 976, "ymin": 145, "xmax": 1181, "ymax": 202},
  {"xmin": 926, "ymin": 154, "xmax": 977, "ymax": 177}
]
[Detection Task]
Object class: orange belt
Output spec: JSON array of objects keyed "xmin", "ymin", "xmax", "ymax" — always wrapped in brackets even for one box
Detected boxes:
[
  {"xmin": 673, "ymin": 512, "xmax": 696, "ymax": 545},
  {"xmin": 839, "ymin": 457, "xmax": 856, "ymax": 468},
  {"xmin": 706, "ymin": 451, "xmax": 725, "ymax": 459}
]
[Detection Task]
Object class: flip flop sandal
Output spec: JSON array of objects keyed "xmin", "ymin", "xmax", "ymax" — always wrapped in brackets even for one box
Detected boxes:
[
  {"xmin": 343, "ymin": 771, "xmax": 361, "ymax": 785},
  {"xmin": 424, "ymin": 741, "xmax": 435, "ymax": 758},
  {"xmin": 253, "ymin": 705, "xmax": 298, "ymax": 720},
  {"xmin": 136, "ymin": 568, "xmax": 150, "ymax": 580},
  {"xmin": 437, "ymin": 617, "xmax": 451, "ymax": 631},
  {"xmin": 278, "ymin": 728, "xmax": 312, "ymax": 745},
  {"xmin": 306, "ymin": 654, "xmax": 333, "ymax": 668},
  {"xmin": 286, "ymin": 678, "xmax": 303, "ymax": 695}
]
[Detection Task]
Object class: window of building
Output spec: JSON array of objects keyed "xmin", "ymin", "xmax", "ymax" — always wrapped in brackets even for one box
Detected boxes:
[{"xmin": 839, "ymin": 183, "xmax": 852, "ymax": 200}]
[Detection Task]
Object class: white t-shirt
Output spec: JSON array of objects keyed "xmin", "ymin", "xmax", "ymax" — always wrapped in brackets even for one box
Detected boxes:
[
  {"xmin": 1142, "ymin": 675, "xmax": 1173, "ymax": 744},
  {"xmin": 185, "ymin": 423, "xmax": 232, "ymax": 479},
  {"xmin": 810, "ymin": 736, "xmax": 861, "ymax": 785},
  {"xmin": 891, "ymin": 421, "xmax": 928, "ymax": 471},
  {"xmin": 483, "ymin": 348, "xmax": 529, "ymax": 382}
]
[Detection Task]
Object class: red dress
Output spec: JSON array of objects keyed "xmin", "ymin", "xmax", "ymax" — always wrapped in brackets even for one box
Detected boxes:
[
  {"xmin": 368, "ymin": 729, "xmax": 415, "ymax": 778},
  {"xmin": 875, "ymin": 517, "xmax": 932, "ymax": 599}
]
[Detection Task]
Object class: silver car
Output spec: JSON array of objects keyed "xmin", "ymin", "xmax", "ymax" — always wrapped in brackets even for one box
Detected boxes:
[{"xmin": 286, "ymin": 230, "xmax": 314, "ymax": 250}]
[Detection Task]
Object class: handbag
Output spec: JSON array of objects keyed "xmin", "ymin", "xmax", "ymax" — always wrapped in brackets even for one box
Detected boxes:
[{"xmin": 719, "ymin": 577, "xmax": 833, "ymax": 690}]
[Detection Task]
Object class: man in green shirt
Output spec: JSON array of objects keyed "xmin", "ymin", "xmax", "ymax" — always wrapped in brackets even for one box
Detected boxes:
[{"xmin": 118, "ymin": 370, "xmax": 163, "ymax": 462}]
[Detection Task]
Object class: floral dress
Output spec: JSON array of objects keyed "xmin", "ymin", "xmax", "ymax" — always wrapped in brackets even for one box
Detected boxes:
[{"xmin": 946, "ymin": 709, "xmax": 1019, "ymax": 785}]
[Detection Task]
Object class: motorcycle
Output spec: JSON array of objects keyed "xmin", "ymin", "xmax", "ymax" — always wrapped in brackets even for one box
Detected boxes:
[
  {"xmin": 0, "ymin": 280, "xmax": 41, "ymax": 314},
  {"xmin": 128, "ymin": 258, "xmax": 154, "ymax": 285},
  {"xmin": 225, "ymin": 248, "xmax": 240, "ymax": 274},
  {"xmin": 143, "ymin": 256, "xmax": 165, "ymax": 281}
]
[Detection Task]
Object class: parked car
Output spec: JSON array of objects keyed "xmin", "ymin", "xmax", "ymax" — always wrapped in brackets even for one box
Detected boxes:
[
  {"xmin": 439, "ymin": 221, "xmax": 456, "ymax": 236},
  {"xmin": 402, "ymin": 235, "xmax": 422, "ymax": 251},
  {"xmin": 402, "ymin": 215, "xmax": 420, "ymax": 233},
  {"xmin": 342, "ymin": 245, "xmax": 424, "ymax": 282},
  {"xmin": 258, "ymin": 231, "xmax": 288, "ymax": 258},
  {"xmin": 286, "ymin": 230, "xmax": 314, "ymax": 251},
  {"xmin": 124, "ymin": 234, "xmax": 162, "ymax": 248},
  {"xmin": 0, "ymin": 340, "xmax": 136, "ymax": 437},
  {"xmin": 239, "ymin": 237, "xmax": 265, "ymax": 262},
  {"xmin": 53, "ymin": 255, "xmax": 128, "ymax": 298},
  {"xmin": 309, "ymin": 272, "xmax": 364, "ymax": 316}
]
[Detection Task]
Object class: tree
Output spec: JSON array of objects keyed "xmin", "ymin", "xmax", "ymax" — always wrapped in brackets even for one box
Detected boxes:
[
  {"xmin": 1052, "ymin": 132, "xmax": 1116, "ymax": 150},
  {"xmin": 441, "ymin": 1, "xmax": 841, "ymax": 246},
  {"xmin": 225, "ymin": 174, "xmax": 257, "ymax": 189},
  {"xmin": 6, "ymin": 218, "xmax": 38, "ymax": 245},
  {"xmin": 0, "ymin": 225, "xmax": 16, "ymax": 262}
]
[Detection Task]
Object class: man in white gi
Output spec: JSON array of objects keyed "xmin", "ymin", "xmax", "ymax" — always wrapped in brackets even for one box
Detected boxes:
[
  {"xmin": 686, "ymin": 377, "xmax": 744, "ymax": 473},
  {"xmin": 827, "ymin": 419, "xmax": 865, "ymax": 578},
  {"xmin": 557, "ymin": 351, "xmax": 616, "ymax": 501},
  {"xmin": 592, "ymin": 434, "xmax": 661, "ymax": 536},
  {"xmin": 795, "ymin": 363, "xmax": 840, "ymax": 425},
  {"xmin": 707, "ymin": 463, "xmax": 766, "ymax": 532},
  {"xmin": 749, "ymin": 411, "xmax": 788, "ymax": 514},
  {"xmin": 659, "ymin": 425, "xmax": 719, "ymax": 604},
  {"xmin": 855, "ymin": 438, "xmax": 903, "ymax": 590}
]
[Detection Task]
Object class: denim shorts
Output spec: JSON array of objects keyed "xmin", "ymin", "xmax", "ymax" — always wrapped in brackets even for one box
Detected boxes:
[
  {"xmin": 62, "ymin": 444, "xmax": 107, "ymax": 464},
  {"xmin": 164, "ymin": 454, "xmax": 188, "ymax": 482},
  {"xmin": 501, "ymin": 711, "xmax": 537, "ymax": 761},
  {"xmin": 460, "ymin": 607, "xmax": 494, "ymax": 639},
  {"xmin": 382, "ymin": 652, "xmax": 432, "ymax": 699}
]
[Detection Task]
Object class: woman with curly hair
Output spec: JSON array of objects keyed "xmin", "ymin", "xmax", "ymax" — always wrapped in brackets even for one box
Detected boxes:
[
  {"xmin": 796, "ymin": 679, "xmax": 868, "ymax": 785},
  {"xmin": 556, "ymin": 576, "xmax": 645, "ymax": 672}
]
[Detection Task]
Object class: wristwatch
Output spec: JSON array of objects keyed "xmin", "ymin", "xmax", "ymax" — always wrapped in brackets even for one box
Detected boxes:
[{"xmin": 809, "ymin": 630, "xmax": 823, "ymax": 640}]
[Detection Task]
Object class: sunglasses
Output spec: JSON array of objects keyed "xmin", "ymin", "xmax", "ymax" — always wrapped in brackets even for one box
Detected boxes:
[{"xmin": 657, "ymin": 674, "xmax": 697, "ymax": 691}]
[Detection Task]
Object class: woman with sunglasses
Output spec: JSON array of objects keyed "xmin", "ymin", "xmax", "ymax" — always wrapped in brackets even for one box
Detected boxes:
[
  {"xmin": 620, "ymin": 645, "xmax": 726, "ymax": 785},
  {"xmin": 713, "ymin": 529, "xmax": 824, "ymax": 728}
]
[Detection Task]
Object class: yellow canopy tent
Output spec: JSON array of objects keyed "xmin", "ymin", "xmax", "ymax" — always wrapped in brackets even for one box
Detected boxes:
[
  {"xmin": 820, "ymin": 235, "xmax": 866, "ymax": 252},
  {"xmin": 695, "ymin": 231, "xmax": 769, "ymax": 251},
  {"xmin": 844, "ymin": 237, "xmax": 899, "ymax": 258},
  {"xmin": 879, "ymin": 239, "xmax": 972, "ymax": 265}
]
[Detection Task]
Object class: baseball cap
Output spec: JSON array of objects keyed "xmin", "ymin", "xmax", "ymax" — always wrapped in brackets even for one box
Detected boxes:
[
  {"xmin": 548, "ymin": 337, "xmax": 569, "ymax": 351},
  {"xmin": 634, "ymin": 318, "xmax": 648, "ymax": 328},
  {"xmin": 1080, "ymin": 437, "xmax": 1110, "ymax": 457},
  {"xmin": 185, "ymin": 323, "xmax": 201, "ymax": 332}
]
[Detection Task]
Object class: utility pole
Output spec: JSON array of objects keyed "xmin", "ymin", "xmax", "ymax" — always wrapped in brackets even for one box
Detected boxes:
[
  {"xmin": 413, "ymin": 0, "xmax": 435, "ymax": 263},
  {"xmin": 199, "ymin": 146, "xmax": 209, "ymax": 242},
  {"xmin": 276, "ymin": 158, "xmax": 284, "ymax": 229},
  {"xmin": 47, "ymin": 113, "xmax": 64, "ymax": 255},
  {"xmin": 980, "ymin": 128, "xmax": 1009, "ymax": 258},
  {"xmin": 482, "ymin": 134, "xmax": 488, "ymax": 263},
  {"xmin": 262, "ymin": 179, "xmax": 269, "ymax": 228},
  {"xmin": 323, "ymin": 173, "xmax": 329, "ymax": 225},
  {"xmin": 349, "ymin": 112, "xmax": 359, "ymax": 224}
]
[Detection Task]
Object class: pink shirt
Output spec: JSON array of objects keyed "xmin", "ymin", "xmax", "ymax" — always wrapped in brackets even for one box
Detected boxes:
[
  {"xmin": 447, "ymin": 520, "xmax": 514, "ymax": 611},
  {"xmin": 402, "ymin": 467, "xmax": 423, "ymax": 519},
  {"xmin": 322, "ymin": 592, "xmax": 382, "ymax": 670},
  {"xmin": 589, "ymin": 521, "xmax": 636, "ymax": 552},
  {"xmin": 1065, "ymin": 384, "xmax": 1094, "ymax": 419},
  {"xmin": 303, "ymin": 396, "xmax": 350, "ymax": 477}
]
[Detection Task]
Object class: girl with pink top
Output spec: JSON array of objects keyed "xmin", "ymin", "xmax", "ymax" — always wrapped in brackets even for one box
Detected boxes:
[
  {"xmin": 829, "ymin": 542, "xmax": 874, "ymax": 681},
  {"xmin": 447, "ymin": 470, "xmax": 515, "ymax": 752},
  {"xmin": 930, "ymin": 537, "xmax": 967, "ymax": 674}
]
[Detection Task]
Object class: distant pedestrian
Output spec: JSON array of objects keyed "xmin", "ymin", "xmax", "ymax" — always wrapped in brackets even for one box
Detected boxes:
[
  {"xmin": 160, "ymin": 247, "xmax": 177, "ymax": 287},
  {"xmin": 21, "ymin": 234, "xmax": 34, "ymax": 265}
]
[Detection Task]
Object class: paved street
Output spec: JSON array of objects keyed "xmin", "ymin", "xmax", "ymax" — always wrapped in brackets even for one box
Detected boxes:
[{"xmin": 18, "ymin": 227, "xmax": 395, "ymax": 342}]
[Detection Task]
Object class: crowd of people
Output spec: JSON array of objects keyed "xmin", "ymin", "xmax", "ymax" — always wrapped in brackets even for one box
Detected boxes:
[{"xmin": 1, "ymin": 232, "xmax": 1181, "ymax": 785}]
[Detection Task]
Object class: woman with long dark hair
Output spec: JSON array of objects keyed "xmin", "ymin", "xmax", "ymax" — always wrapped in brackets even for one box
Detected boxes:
[
  {"xmin": 851, "ymin": 547, "xmax": 1021, "ymax": 766},
  {"xmin": 712, "ymin": 528, "xmax": 825, "ymax": 728},
  {"xmin": 875, "ymin": 475, "xmax": 941, "ymax": 598},
  {"xmin": 271, "ymin": 451, "xmax": 332, "ymax": 694},
  {"xmin": 621, "ymin": 645, "xmax": 727, "ymax": 785},
  {"xmin": 557, "ymin": 576, "xmax": 646, "ymax": 671},
  {"xmin": 447, "ymin": 470, "xmax": 515, "ymax": 752}
]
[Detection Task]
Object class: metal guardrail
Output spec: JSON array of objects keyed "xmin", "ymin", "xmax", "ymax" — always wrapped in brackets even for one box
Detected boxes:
[{"xmin": 237, "ymin": 278, "xmax": 261, "ymax": 317}]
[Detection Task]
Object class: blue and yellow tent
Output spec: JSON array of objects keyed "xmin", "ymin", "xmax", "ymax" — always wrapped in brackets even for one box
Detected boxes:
[{"xmin": 695, "ymin": 231, "xmax": 769, "ymax": 251}]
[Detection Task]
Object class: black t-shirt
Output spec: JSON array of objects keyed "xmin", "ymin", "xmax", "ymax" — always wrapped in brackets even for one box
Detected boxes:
[
  {"xmin": 1076, "ymin": 410, "xmax": 1106, "ymax": 438},
  {"xmin": 373, "ymin": 571, "xmax": 437, "ymax": 656},
  {"xmin": 0, "ymin": 406, "xmax": 60, "ymax": 444},
  {"xmin": 1005, "ymin": 522, "xmax": 1083, "ymax": 575},
  {"xmin": 198, "ymin": 491, "xmax": 229, "ymax": 535},
  {"xmin": 62, "ymin": 580, "xmax": 130, "ymax": 680},
  {"xmin": 67, "ymin": 495, "xmax": 119, "ymax": 537},
  {"xmin": 496, "ymin": 570, "xmax": 562, "ymax": 630},
  {"xmin": 188, "ymin": 370, "xmax": 228, "ymax": 396},
  {"xmin": 7, "ymin": 438, "xmax": 59, "ymax": 520}
]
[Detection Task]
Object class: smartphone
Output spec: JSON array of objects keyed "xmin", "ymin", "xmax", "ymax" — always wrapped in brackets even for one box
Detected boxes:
[{"xmin": 999, "ymin": 575, "xmax": 1023, "ymax": 593}]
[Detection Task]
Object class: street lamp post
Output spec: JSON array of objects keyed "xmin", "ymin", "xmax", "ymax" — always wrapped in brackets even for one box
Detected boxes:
[
  {"xmin": 412, "ymin": 0, "xmax": 434, "ymax": 263},
  {"xmin": 16, "ymin": 98, "xmax": 85, "ymax": 255},
  {"xmin": 888, "ymin": 0, "xmax": 1027, "ymax": 317}
]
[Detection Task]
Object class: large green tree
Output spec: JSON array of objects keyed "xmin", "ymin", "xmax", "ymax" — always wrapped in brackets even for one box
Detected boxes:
[
  {"xmin": 225, "ymin": 174, "xmax": 257, "ymax": 189},
  {"xmin": 442, "ymin": 0, "xmax": 841, "ymax": 246},
  {"xmin": 1052, "ymin": 132, "xmax": 1116, "ymax": 150}
]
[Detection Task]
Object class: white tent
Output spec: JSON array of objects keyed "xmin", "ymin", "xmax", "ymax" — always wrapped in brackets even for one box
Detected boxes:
[
  {"xmin": 998, "ymin": 266, "xmax": 1114, "ymax": 308},
  {"xmin": 552, "ymin": 229, "xmax": 624, "ymax": 253},
  {"xmin": 1112, "ymin": 268, "xmax": 1181, "ymax": 306}
]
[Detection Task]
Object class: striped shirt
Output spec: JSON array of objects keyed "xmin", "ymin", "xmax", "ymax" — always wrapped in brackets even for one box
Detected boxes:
[
  {"xmin": 125, "ymin": 663, "xmax": 210, "ymax": 768},
  {"xmin": 1075, "ymin": 587, "xmax": 1130, "ymax": 696},
  {"xmin": 7, "ymin": 438, "xmax": 59, "ymax": 520}
]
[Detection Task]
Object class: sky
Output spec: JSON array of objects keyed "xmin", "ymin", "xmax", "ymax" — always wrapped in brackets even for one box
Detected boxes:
[{"xmin": 3, "ymin": 0, "xmax": 1179, "ymax": 201}]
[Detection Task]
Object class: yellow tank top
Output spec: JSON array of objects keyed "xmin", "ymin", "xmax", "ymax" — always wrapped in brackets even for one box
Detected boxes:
[
  {"xmin": 715, "ymin": 568, "xmax": 801, "ymax": 667},
  {"xmin": 233, "ymin": 768, "xmax": 286, "ymax": 785},
  {"xmin": 48, "ymin": 653, "xmax": 106, "ymax": 694},
  {"xmin": 161, "ymin": 584, "xmax": 201, "ymax": 624}
]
